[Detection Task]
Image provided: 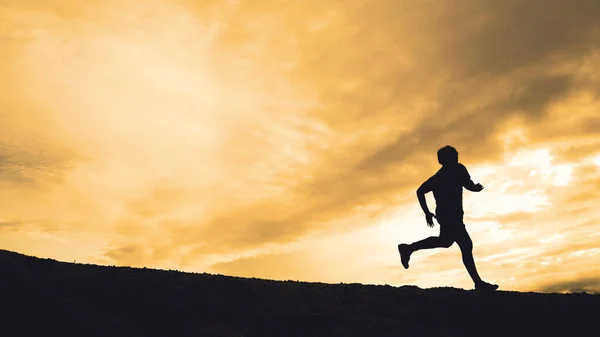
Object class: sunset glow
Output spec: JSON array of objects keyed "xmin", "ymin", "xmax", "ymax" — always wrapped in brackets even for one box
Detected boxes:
[{"xmin": 1, "ymin": 0, "xmax": 599, "ymax": 293}]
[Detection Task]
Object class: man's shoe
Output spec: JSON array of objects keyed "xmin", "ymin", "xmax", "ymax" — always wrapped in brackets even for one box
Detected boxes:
[
  {"xmin": 398, "ymin": 244, "xmax": 411, "ymax": 269},
  {"xmin": 475, "ymin": 281, "xmax": 499, "ymax": 292}
]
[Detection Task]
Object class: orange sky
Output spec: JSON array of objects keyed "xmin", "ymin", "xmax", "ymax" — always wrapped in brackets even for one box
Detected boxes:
[{"xmin": 1, "ymin": 0, "xmax": 599, "ymax": 293}]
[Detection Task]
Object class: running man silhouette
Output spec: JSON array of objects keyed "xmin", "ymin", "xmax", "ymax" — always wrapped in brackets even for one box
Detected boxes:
[{"xmin": 398, "ymin": 145, "xmax": 498, "ymax": 292}]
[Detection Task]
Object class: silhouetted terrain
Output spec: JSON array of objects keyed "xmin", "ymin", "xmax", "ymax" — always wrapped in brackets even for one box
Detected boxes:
[{"xmin": 1, "ymin": 250, "xmax": 597, "ymax": 337}]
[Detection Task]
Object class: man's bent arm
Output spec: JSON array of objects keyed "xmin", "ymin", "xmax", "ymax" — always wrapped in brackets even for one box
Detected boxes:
[
  {"xmin": 416, "ymin": 183, "xmax": 433, "ymax": 215},
  {"xmin": 463, "ymin": 179, "xmax": 480, "ymax": 191},
  {"xmin": 459, "ymin": 164, "xmax": 482, "ymax": 192}
]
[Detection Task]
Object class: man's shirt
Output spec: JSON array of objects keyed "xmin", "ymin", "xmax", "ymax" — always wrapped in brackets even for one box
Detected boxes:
[{"xmin": 419, "ymin": 163, "xmax": 471, "ymax": 220}]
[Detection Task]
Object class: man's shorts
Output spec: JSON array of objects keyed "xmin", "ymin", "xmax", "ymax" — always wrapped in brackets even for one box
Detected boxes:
[{"xmin": 437, "ymin": 216, "xmax": 470, "ymax": 242}]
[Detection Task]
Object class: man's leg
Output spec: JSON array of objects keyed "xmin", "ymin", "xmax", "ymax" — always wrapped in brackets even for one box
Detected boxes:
[
  {"xmin": 455, "ymin": 227, "xmax": 498, "ymax": 291},
  {"xmin": 398, "ymin": 235, "xmax": 454, "ymax": 269},
  {"xmin": 411, "ymin": 236, "xmax": 454, "ymax": 251},
  {"xmin": 454, "ymin": 229, "xmax": 482, "ymax": 284}
]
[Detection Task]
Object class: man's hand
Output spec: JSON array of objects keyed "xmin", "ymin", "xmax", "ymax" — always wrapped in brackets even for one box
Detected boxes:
[
  {"xmin": 425, "ymin": 212, "xmax": 435, "ymax": 227},
  {"xmin": 463, "ymin": 180, "xmax": 485, "ymax": 192}
]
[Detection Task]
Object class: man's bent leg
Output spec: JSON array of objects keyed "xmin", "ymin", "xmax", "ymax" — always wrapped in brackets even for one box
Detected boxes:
[
  {"xmin": 411, "ymin": 236, "xmax": 454, "ymax": 251},
  {"xmin": 398, "ymin": 235, "xmax": 454, "ymax": 269}
]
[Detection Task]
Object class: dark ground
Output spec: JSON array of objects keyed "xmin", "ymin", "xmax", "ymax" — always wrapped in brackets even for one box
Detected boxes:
[{"xmin": 1, "ymin": 249, "xmax": 598, "ymax": 337}]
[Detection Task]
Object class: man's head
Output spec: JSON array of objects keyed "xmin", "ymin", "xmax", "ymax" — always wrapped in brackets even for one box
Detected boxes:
[{"xmin": 437, "ymin": 145, "xmax": 459, "ymax": 166}]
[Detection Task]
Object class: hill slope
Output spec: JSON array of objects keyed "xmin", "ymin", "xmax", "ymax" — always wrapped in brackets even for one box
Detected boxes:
[{"xmin": 1, "ymin": 249, "xmax": 597, "ymax": 337}]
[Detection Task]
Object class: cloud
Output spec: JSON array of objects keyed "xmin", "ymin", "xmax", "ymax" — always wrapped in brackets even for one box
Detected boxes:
[
  {"xmin": 210, "ymin": 251, "xmax": 319, "ymax": 281},
  {"xmin": 166, "ymin": 0, "xmax": 600, "ymax": 259},
  {"xmin": 466, "ymin": 211, "xmax": 534, "ymax": 224},
  {"xmin": 430, "ymin": 0, "xmax": 600, "ymax": 78},
  {"xmin": 356, "ymin": 74, "xmax": 574, "ymax": 171},
  {"xmin": 0, "ymin": 143, "xmax": 77, "ymax": 185},
  {"xmin": 539, "ymin": 277, "xmax": 600, "ymax": 294},
  {"xmin": 0, "ymin": 221, "xmax": 21, "ymax": 229}
]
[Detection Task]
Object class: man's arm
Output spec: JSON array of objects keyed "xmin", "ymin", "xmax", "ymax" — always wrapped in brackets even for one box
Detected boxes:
[
  {"xmin": 463, "ymin": 179, "xmax": 484, "ymax": 192},
  {"xmin": 416, "ymin": 177, "xmax": 436, "ymax": 228},
  {"xmin": 416, "ymin": 180, "xmax": 433, "ymax": 215},
  {"xmin": 460, "ymin": 164, "xmax": 484, "ymax": 192}
]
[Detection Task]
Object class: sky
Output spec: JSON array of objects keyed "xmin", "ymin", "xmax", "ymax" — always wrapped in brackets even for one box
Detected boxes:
[{"xmin": 1, "ymin": 0, "xmax": 599, "ymax": 293}]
